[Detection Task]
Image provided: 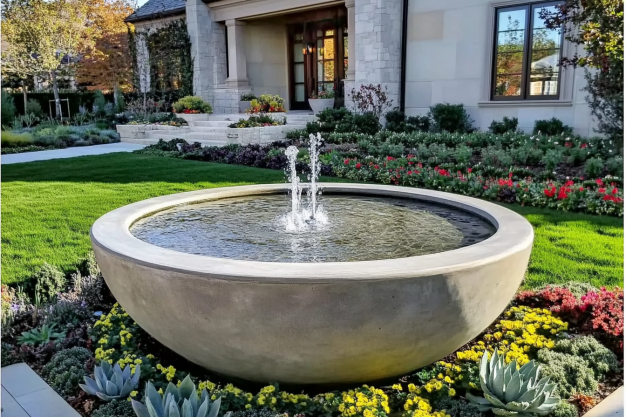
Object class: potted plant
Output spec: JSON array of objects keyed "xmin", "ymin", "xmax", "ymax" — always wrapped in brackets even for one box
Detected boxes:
[
  {"xmin": 245, "ymin": 94, "xmax": 287, "ymax": 114},
  {"xmin": 239, "ymin": 93, "xmax": 256, "ymax": 113},
  {"xmin": 308, "ymin": 89, "xmax": 335, "ymax": 114}
]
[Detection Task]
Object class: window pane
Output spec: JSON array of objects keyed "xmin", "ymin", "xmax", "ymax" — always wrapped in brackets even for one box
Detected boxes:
[
  {"xmin": 318, "ymin": 61, "xmax": 324, "ymax": 81},
  {"xmin": 295, "ymin": 84, "xmax": 305, "ymax": 102},
  {"xmin": 294, "ymin": 63, "xmax": 304, "ymax": 83},
  {"xmin": 496, "ymin": 8, "xmax": 526, "ymax": 52},
  {"xmin": 532, "ymin": 6, "xmax": 561, "ymax": 50},
  {"xmin": 343, "ymin": 36, "xmax": 348, "ymax": 58},
  {"xmin": 317, "ymin": 39, "xmax": 323, "ymax": 59},
  {"xmin": 344, "ymin": 58, "xmax": 348, "ymax": 78},
  {"xmin": 325, "ymin": 29, "xmax": 334, "ymax": 36},
  {"xmin": 529, "ymin": 4, "xmax": 561, "ymax": 97},
  {"xmin": 324, "ymin": 61, "xmax": 334, "ymax": 81},
  {"xmin": 294, "ymin": 33, "xmax": 303, "ymax": 41},
  {"xmin": 496, "ymin": 52, "xmax": 524, "ymax": 75},
  {"xmin": 293, "ymin": 43, "xmax": 304, "ymax": 63},
  {"xmin": 494, "ymin": 74, "xmax": 522, "ymax": 97},
  {"xmin": 317, "ymin": 30, "xmax": 323, "ymax": 37},
  {"xmin": 324, "ymin": 38, "xmax": 334, "ymax": 60},
  {"xmin": 324, "ymin": 82, "xmax": 333, "ymax": 92}
]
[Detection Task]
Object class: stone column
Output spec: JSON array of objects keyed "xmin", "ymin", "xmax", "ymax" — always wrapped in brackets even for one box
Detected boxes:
[
  {"xmin": 225, "ymin": 20, "xmax": 249, "ymax": 87},
  {"xmin": 186, "ymin": 0, "xmax": 221, "ymax": 104},
  {"xmin": 353, "ymin": 0, "xmax": 403, "ymax": 109},
  {"xmin": 344, "ymin": 0, "xmax": 356, "ymax": 100}
]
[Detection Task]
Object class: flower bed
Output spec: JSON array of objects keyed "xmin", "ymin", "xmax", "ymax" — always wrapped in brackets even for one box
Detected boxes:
[
  {"xmin": 246, "ymin": 94, "xmax": 287, "ymax": 113},
  {"xmin": 135, "ymin": 139, "xmax": 623, "ymax": 216},
  {"xmin": 1, "ymin": 262, "xmax": 622, "ymax": 417},
  {"xmin": 228, "ymin": 115, "xmax": 287, "ymax": 128}
]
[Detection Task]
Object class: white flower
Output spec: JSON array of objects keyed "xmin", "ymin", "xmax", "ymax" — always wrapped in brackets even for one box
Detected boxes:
[{"xmin": 554, "ymin": 141, "xmax": 558, "ymax": 144}]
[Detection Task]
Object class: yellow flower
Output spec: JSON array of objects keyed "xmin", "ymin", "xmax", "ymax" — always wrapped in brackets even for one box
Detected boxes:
[
  {"xmin": 448, "ymin": 388, "xmax": 456, "ymax": 397},
  {"xmin": 392, "ymin": 384, "xmax": 403, "ymax": 391},
  {"xmin": 245, "ymin": 404, "xmax": 252, "ymax": 409}
]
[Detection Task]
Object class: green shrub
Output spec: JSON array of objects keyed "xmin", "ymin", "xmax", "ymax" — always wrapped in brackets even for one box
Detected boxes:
[
  {"xmin": 559, "ymin": 281, "xmax": 599, "ymax": 298},
  {"xmin": 428, "ymin": 103, "xmax": 475, "ymax": 133},
  {"xmin": 286, "ymin": 129, "xmax": 306, "ymax": 140},
  {"xmin": 553, "ymin": 336, "xmax": 619, "ymax": 377},
  {"xmin": 548, "ymin": 400, "xmax": 578, "ymax": 417},
  {"xmin": 41, "ymin": 347, "xmax": 92, "ymax": 398},
  {"xmin": 454, "ymin": 145, "xmax": 472, "ymax": 165},
  {"xmin": 240, "ymin": 93, "xmax": 257, "ymax": 101},
  {"xmin": 406, "ymin": 115, "xmax": 430, "ymax": 132},
  {"xmin": 567, "ymin": 147, "xmax": 586, "ymax": 166},
  {"xmin": 533, "ymin": 118, "xmax": 573, "ymax": 136},
  {"xmin": 29, "ymin": 262, "xmax": 66, "ymax": 303},
  {"xmin": 482, "ymin": 147, "xmax": 513, "ymax": 168},
  {"xmin": 99, "ymin": 129, "xmax": 119, "ymax": 141},
  {"xmin": 537, "ymin": 348, "xmax": 598, "ymax": 398},
  {"xmin": 584, "ymin": 157, "xmax": 604, "ymax": 178},
  {"xmin": 93, "ymin": 90, "xmax": 107, "ymax": 115},
  {"xmin": 1, "ymin": 89, "xmax": 17, "ymax": 124},
  {"xmin": 26, "ymin": 99, "xmax": 44, "ymax": 117},
  {"xmin": 1, "ymin": 343, "xmax": 20, "ymax": 367},
  {"xmin": 489, "ymin": 116, "xmax": 518, "ymax": 134},
  {"xmin": 606, "ymin": 156, "xmax": 623, "ymax": 176},
  {"xmin": 432, "ymin": 397, "xmax": 484, "ymax": 417},
  {"xmin": 114, "ymin": 85, "xmax": 125, "ymax": 113},
  {"xmin": 92, "ymin": 399, "xmax": 135, "ymax": 417},
  {"xmin": 54, "ymin": 125, "xmax": 73, "ymax": 140},
  {"xmin": 352, "ymin": 112, "xmax": 381, "ymax": 135},
  {"xmin": 1, "ymin": 131, "xmax": 35, "ymax": 148},
  {"xmin": 542, "ymin": 149, "xmax": 563, "ymax": 171},
  {"xmin": 172, "ymin": 96, "xmax": 213, "ymax": 113}
]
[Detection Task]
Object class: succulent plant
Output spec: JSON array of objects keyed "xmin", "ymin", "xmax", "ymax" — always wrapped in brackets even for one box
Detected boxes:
[
  {"xmin": 131, "ymin": 375, "xmax": 228, "ymax": 417},
  {"xmin": 466, "ymin": 350, "xmax": 559, "ymax": 417},
  {"xmin": 80, "ymin": 360, "xmax": 140, "ymax": 401}
]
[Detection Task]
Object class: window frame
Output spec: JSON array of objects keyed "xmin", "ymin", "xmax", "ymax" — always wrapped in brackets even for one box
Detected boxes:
[{"xmin": 490, "ymin": 0, "xmax": 565, "ymax": 102}]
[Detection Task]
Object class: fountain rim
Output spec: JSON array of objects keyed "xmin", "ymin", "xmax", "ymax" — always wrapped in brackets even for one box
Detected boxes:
[{"xmin": 90, "ymin": 183, "xmax": 534, "ymax": 283}]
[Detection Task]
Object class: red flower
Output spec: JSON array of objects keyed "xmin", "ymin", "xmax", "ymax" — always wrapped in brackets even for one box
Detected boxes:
[
  {"xmin": 356, "ymin": 163, "xmax": 361, "ymax": 169},
  {"xmin": 374, "ymin": 165, "xmax": 379, "ymax": 169},
  {"xmin": 612, "ymin": 187, "xmax": 618, "ymax": 195},
  {"xmin": 565, "ymin": 142, "xmax": 572, "ymax": 148},
  {"xmin": 387, "ymin": 156, "xmax": 395, "ymax": 161},
  {"xmin": 544, "ymin": 186, "xmax": 556, "ymax": 198},
  {"xmin": 596, "ymin": 179, "xmax": 604, "ymax": 186},
  {"xmin": 599, "ymin": 187, "xmax": 606, "ymax": 193},
  {"xmin": 344, "ymin": 159, "xmax": 350, "ymax": 165},
  {"xmin": 417, "ymin": 163, "xmax": 423, "ymax": 168},
  {"xmin": 408, "ymin": 171, "xmax": 413, "ymax": 175},
  {"xmin": 557, "ymin": 188, "xmax": 569, "ymax": 200},
  {"xmin": 564, "ymin": 180, "xmax": 574, "ymax": 187},
  {"xmin": 408, "ymin": 161, "xmax": 413, "ymax": 165},
  {"xmin": 467, "ymin": 168, "xmax": 472, "ymax": 173},
  {"xmin": 579, "ymin": 187, "xmax": 585, "ymax": 192},
  {"xmin": 580, "ymin": 143, "xmax": 588, "ymax": 149}
]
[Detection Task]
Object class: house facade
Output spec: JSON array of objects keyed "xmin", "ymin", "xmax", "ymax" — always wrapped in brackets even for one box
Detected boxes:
[{"xmin": 129, "ymin": 0, "xmax": 597, "ymax": 136}]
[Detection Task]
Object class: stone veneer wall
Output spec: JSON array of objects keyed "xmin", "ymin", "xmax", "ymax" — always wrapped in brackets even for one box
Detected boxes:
[
  {"xmin": 186, "ymin": 0, "xmax": 228, "ymax": 106},
  {"xmin": 352, "ymin": 0, "xmax": 403, "ymax": 109}
]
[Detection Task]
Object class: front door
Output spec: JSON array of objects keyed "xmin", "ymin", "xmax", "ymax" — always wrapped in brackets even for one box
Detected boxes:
[{"xmin": 288, "ymin": 19, "xmax": 346, "ymax": 110}]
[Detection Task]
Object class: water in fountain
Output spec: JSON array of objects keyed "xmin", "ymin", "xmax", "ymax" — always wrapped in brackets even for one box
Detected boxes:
[{"xmin": 282, "ymin": 133, "xmax": 327, "ymax": 232}]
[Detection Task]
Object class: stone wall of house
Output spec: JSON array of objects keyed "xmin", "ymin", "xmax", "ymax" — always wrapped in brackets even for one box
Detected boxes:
[
  {"xmin": 403, "ymin": 0, "xmax": 596, "ymax": 136},
  {"xmin": 352, "ymin": 0, "xmax": 403, "ymax": 109}
]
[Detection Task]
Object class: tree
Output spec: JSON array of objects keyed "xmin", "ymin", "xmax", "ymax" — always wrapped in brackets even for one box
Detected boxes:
[
  {"xmin": 1, "ymin": 0, "xmax": 93, "ymax": 118},
  {"xmin": 540, "ymin": 0, "xmax": 624, "ymax": 140},
  {"xmin": 75, "ymin": 0, "xmax": 135, "ymax": 102}
]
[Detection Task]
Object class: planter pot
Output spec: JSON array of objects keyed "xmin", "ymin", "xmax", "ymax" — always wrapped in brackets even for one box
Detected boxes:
[
  {"xmin": 308, "ymin": 98, "xmax": 334, "ymax": 114},
  {"xmin": 239, "ymin": 101, "xmax": 251, "ymax": 113}
]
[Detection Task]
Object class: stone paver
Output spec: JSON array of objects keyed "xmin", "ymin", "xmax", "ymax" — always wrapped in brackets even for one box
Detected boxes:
[
  {"xmin": 585, "ymin": 386, "xmax": 624, "ymax": 417},
  {"xmin": 1, "ymin": 363, "xmax": 80, "ymax": 417},
  {"xmin": 1, "ymin": 143, "xmax": 145, "ymax": 165}
]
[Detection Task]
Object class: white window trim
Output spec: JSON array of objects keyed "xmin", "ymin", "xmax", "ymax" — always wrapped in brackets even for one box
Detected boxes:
[{"xmin": 478, "ymin": 0, "xmax": 576, "ymax": 107}]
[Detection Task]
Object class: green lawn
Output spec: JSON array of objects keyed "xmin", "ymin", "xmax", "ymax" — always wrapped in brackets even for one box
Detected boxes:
[{"xmin": 1, "ymin": 152, "xmax": 623, "ymax": 289}]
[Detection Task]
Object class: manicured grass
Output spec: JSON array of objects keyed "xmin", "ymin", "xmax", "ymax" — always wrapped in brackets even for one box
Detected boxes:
[{"xmin": 1, "ymin": 153, "xmax": 623, "ymax": 289}]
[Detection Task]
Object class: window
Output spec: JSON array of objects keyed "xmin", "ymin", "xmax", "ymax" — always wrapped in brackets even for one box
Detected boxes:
[
  {"xmin": 316, "ymin": 29, "xmax": 335, "ymax": 94},
  {"xmin": 492, "ymin": 2, "xmax": 563, "ymax": 100}
]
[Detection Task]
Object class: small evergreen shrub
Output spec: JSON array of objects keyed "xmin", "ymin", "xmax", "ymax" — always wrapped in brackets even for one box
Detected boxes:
[
  {"xmin": 549, "ymin": 400, "xmax": 578, "ymax": 417},
  {"xmin": 553, "ymin": 336, "xmax": 619, "ymax": 377},
  {"xmin": 240, "ymin": 93, "xmax": 257, "ymax": 101},
  {"xmin": 352, "ymin": 112, "xmax": 381, "ymax": 135},
  {"xmin": 384, "ymin": 109, "xmax": 429, "ymax": 133},
  {"xmin": 428, "ymin": 103, "xmax": 475, "ymax": 133},
  {"xmin": 93, "ymin": 91, "xmax": 108, "ymax": 115},
  {"xmin": 1, "ymin": 89, "xmax": 17, "ymax": 123},
  {"xmin": 1, "ymin": 343, "xmax": 20, "ymax": 367},
  {"xmin": 29, "ymin": 262, "xmax": 66, "ymax": 303},
  {"xmin": 584, "ymin": 158, "xmax": 604, "ymax": 178},
  {"xmin": 489, "ymin": 116, "xmax": 518, "ymax": 134},
  {"xmin": 542, "ymin": 149, "xmax": 563, "ymax": 171},
  {"xmin": 172, "ymin": 96, "xmax": 212, "ymax": 114},
  {"xmin": 606, "ymin": 156, "xmax": 623, "ymax": 177},
  {"xmin": 533, "ymin": 118, "xmax": 573, "ymax": 136},
  {"xmin": 454, "ymin": 145, "xmax": 472, "ymax": 165},
  {"xmin": 26, "ymin": 99, "xmax": 44, "ymax": 117},
  {"xmin": 1, "ymin": 131, "xmax": 35, "ymax": 148},
  {"xmin": 406, "ymin": 115, "xmax": 430, "ymax": 132},
  {"xmin": 41, "ymin": 347, "xmax": 93, "ymax": 398},
  {"xmin": 92, "ymin": 399, "xmax": 135, "ymax": 417},
  {"xmin": 537, "ymin": 348, "xmax": 598, "ymax": 398}
]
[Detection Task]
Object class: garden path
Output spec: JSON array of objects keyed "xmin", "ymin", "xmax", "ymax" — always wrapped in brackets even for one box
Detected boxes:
[
  {"xmin": 1, "ymin": 143, "xmax": 145, "ymax": 165},
  {"xmin": 1, "ymin": 363, "xmax": 80, "ymax": 417}
]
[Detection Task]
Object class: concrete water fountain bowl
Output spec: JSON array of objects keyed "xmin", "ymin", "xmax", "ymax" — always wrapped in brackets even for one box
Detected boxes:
[{"xmin": 90, "ymin": 183, "xmax": 533, "ymax": 384}]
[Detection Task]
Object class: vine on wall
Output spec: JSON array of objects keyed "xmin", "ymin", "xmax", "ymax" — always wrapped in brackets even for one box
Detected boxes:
[{"xmin": 127, "ymin": 18, "xmax": 193, "ymax": 103}]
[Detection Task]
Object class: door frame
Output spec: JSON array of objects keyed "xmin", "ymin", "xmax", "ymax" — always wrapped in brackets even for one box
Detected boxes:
[{"xmin": 286, "ymin": 7, "xmax": 346, "ymax": 111}]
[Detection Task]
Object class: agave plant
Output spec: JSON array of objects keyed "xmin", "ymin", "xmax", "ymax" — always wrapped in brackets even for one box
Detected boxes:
[
  {"xmin": 18, "ymin": 323, "xmax": 66, "ymax": 346},
  {"xmin": 80, "ymin": 360, "xmax": 140, "ymax": 401},
  {"xmin": 132, "ymin": 375, "xmax": 227, "ymax": 417},
  {"xmin": 466, "ymin": 350, "xmax": 559, "ymax": 416}
]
